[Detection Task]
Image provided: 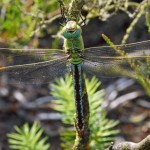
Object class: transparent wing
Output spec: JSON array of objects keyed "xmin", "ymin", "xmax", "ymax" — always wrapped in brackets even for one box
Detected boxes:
[
  {"xmin": 0, "ymin": 48, "xmax": 68, "ymax": 84},
  {"xmin": 0, "ymin": 57, "xmax": 68, "ymax": 84},
  {"xmin": 82, "ymin": 58, "xmax": 140, "ymax": 78},
  {"xmin": 0, "ymin": 48, "xmax": 65, "ymax": 66},
  {"xmin": 82, "ymin": 40, "xmax": 150, "ymax": 78},
  {"xmin": 83, "ymin": 40, "xmax": 150, "ymax": 58}
]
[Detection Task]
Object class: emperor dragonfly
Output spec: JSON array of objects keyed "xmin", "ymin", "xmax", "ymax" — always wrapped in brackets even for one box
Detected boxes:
[{"xmin": 0, "ymin": 20, "xmax": 150, "ymax": 138}]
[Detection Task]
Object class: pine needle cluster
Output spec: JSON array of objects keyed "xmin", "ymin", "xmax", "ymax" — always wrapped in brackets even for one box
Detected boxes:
[{"xmin": 7, "ymin": 122, "xmax": 50, "ymax": 150}]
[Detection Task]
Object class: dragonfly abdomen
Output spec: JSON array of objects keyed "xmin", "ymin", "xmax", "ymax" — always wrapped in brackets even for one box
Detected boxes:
[{"xmin": 71, "ymin": 63, "xmax": 89, "ymax": 135}]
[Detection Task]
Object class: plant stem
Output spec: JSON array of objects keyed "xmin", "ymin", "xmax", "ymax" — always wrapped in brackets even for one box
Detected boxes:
[{"xmin": 67, "ymin": 0, "xmax": 85, "ymax": 22}]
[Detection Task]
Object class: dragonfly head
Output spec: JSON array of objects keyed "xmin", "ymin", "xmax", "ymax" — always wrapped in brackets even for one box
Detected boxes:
[{"xmin": 66, "ymin": 21, "xmax": 77, "ymax": 32}]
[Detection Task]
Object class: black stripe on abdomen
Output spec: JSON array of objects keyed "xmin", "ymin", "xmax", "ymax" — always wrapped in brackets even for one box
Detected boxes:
[{"xmin": 73, "ymin": 64, "xmax": 83, "ymax": 130}]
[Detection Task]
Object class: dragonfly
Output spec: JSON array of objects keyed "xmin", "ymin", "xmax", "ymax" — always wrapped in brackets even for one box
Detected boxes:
[{"xmin": 0, "ymin": 20, "xmax": 150, "ymax": 137}]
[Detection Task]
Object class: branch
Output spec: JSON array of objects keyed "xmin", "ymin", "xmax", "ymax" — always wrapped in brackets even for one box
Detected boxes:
[
  {"xmin": 58, "ymin": 0, "xmax": 68, "ymax": 20},
  {"xmin": 106, "ymin": 135, "xmax": 150, "ymax": 150},
  {"xmin": 30, "ymin": 14, "xmax": 61, "ymax": 37},
  {"xmin": 67, "ymin": 0, "xmax": 85, "ymax": 21}
]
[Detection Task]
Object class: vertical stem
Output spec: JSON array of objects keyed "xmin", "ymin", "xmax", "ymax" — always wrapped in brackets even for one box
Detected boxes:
[
  {"xmin": 58, "ymin": 0, "xmax": 68, "ymax": 20},
  {"xmin": 58, "ymin": 0, "xmax": 85, "ymax": 22},
  {"xmin": 67, "ymin": 0, "xmax": 85, "ymax": 22}
]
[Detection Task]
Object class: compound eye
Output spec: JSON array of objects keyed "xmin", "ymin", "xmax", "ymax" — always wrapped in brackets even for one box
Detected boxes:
[{"xmin": 66, "ymin": 21, "xmax": 77, "ymax": 31}]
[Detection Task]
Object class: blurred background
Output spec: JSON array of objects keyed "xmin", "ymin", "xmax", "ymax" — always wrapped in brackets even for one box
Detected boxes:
[{"xmin": 0, "ymin": 0, "xmax": 150, "ymax": 150}]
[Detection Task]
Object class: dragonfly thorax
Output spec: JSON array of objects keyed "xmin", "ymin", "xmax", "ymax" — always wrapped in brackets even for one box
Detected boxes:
[
  {"xmin": 66, "ymin": 49, "xmax": 83, "ymax": 64},
  {"xmin": 61, "ymin": 21, "xmax": 84, "ymax": 64}
]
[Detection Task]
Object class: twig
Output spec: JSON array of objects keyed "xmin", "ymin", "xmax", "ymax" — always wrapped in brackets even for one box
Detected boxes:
[
  {"xmin": 122, "ymin": 0, "xmax": 148, "ymax": 44},
  {"xmin": 30, "ymin": 14, "xmax": 61, "ymax": 37},
  {"xmin": 105, "ymin": 135, "xmax": 150, "ymax": 150},
  {"xmin": 67, "ymin": 0, "xmax": 85, "ymax": 21}
]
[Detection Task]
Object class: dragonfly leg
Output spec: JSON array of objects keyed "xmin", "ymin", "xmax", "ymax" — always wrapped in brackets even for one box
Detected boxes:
[{"xmin": 66, "ymin": 50, "xmax": 71, "ymax": 59}]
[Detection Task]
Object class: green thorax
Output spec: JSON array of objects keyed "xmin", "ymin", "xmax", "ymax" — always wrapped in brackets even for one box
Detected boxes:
[{"xmin": 61, "ymin": 25, "xmax": 84, "ymax": 64}]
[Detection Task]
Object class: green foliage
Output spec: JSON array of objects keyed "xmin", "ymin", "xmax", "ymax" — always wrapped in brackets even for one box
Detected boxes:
[
  {"xmin": 0, "ymin": 0, "xmax": 149, "ymax": 46},
  {"xmin": 51, "ymin": 75, "xmax": 75, "ymax": 125},
  {"xmin": 102, "ymin": 34, "xmax": 150, "ymax": 97},
  {"xmin": 50, "ymin": 75, "xmax": 119, "ymax": 150},
  {"xmin": 0, "ymin": 0, "xmax": 66, "ymax": 45},
  {"xmin": 7, "ymin": 122, "xmax": 50, "ymax": 150},
  {"xmin": 145, "ymin": 4, "xmax": 150, "ymax": 32}
]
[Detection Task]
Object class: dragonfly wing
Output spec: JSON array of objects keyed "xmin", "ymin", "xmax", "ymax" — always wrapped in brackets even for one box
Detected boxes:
[
  {"xmin": 82, "ymin": 40, "xmax": 150, "ymax": 57},
  {"xmin": 82, "ymin": 59, "xmax": 135, "ymax": 78},
  {"xmin": 82, "ymin": 40, "xmax": 150, "ymax": 78},
  {"xmin": 0, "ymin": 48, "xmax": 65, "ymax": 66},
  {"xmin": 0, "ymin": 57, "xmax": 68, "ymax": 84}
]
